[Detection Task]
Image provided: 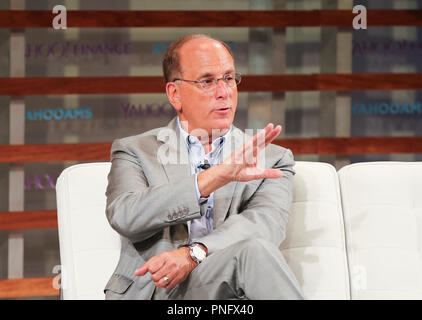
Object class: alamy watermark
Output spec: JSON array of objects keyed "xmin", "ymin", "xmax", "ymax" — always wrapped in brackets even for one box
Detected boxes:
[
  {"xmin": 156, "ymin": 121, "xmax": 268, "ymax": 168},
  {"xmin": 51, "ymin": 5, "xmax": 366, "ymax": 31},
  {"xmin": 52, "ymin": 264, "xmax": 67, "ymax": 290},
  {"xmin": 353, "ymin": 5, "xmax": 367, "ymax": 30},
  {"xmin": 52, "ymin": 5, "xmax": 67, "ymax": 30},
  {"xmin": 351, "ymin": 265, "xmax": 368, "ymax": 291}
]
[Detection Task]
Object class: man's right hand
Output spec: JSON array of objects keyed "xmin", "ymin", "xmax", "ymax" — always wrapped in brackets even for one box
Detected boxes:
[{"xmin": 197, "ymin": 123, "xmax": 283, "ymax": 198}]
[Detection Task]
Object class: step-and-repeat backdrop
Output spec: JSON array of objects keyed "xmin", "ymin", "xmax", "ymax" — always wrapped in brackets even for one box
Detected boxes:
[{"xmin": 0, "ymin": 0, "xmax": 421, "ymax": 298}]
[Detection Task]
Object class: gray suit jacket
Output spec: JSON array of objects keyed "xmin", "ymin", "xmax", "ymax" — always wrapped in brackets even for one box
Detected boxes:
[{"xmin": 104, "ymin": 117, "xmax": 295, "ymax": 299}]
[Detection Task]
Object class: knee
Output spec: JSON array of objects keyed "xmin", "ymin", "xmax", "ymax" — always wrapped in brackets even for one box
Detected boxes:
[{"xmin": 237, "ymin": 238, "xmax": 281, "ymax": 260}]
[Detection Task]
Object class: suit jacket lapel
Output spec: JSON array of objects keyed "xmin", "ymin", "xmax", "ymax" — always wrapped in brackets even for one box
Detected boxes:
[
  {"xmin": 212, "ymin": 128, "xmax": 244, "ymax": 228},
  {"xmin": 157, "ymin": 117, "xmax": 191, "ymax": 183},
  {"xmin": 156, "ymin": 117, "xmax": 243, "ymax": 230}
]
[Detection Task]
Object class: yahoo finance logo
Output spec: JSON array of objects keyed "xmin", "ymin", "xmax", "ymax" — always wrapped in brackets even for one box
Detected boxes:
[
  {"xmin": 352, "ymin": 102, "xmax": 422, "ymax": 116},
  {"xmin": 26, "ymin": 42, "xmax": 132, "ymax": 59},
  {"xmin": 25, "ymin": 107, "xmax": 93, "ymax": 121},
  {"xmin": 121, "ymin": 102, "xmax": 176, "ymax": 119}
]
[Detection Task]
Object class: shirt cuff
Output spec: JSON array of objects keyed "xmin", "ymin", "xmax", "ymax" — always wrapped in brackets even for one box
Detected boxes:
[{"xmin": 195, "ymin": 173, "xmax": 209, "ymax": 204}]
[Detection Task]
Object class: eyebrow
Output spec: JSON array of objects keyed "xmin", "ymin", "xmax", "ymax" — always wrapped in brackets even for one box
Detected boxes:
[{"xmin": 197, "ymin": 69, "xmax": 235, "ymax": 79}]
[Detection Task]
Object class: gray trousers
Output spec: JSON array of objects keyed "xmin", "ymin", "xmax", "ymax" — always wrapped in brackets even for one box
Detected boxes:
[{"xmin": 152, "ymin": 239, "xmax": 305, "ymax": 300}]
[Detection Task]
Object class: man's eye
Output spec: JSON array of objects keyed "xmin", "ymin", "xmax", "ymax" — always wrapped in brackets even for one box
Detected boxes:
[{"xmin": 202, "ymin": 79, "xmax": 214, "ymax": 85}]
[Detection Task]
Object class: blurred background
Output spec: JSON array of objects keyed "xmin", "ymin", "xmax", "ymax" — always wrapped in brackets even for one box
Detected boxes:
[{"xmin": 0, "ymin": 0, "xmax": 421, "ymax": 299}]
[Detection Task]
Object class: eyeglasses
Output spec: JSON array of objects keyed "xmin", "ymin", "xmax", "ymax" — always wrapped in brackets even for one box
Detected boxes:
[{"xmin": 173, "ymin": 72, "xmax": 242, "ymax": 92}]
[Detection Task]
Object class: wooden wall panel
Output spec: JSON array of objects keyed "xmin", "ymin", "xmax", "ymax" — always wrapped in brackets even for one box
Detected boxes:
[
  {"xmin": 0, "ymin": 210, "xmax": 57, "ymax": 230},
  {"xmin": 275, "ymin": 137, "xmax": 422, "ymax": 155},
  {"xmin": 1, "ymin": 137, "xmax": 421, "ymax": 163},
  {"xmin": 0, "ymin": 142, "xmax": 111, "ymax": 162},
  {"xmin": 0, "ymin": 77, "xmax": 165, "ymax": 95},
  {"xmin": 1, "ymin": 74, "xmax": 421, "ymax": 95},
  {"xmin": 0, "ymin": 277, "xmax": 59, "ymax": 298},
  {"xmin": 0, "ymin": 10, "xmax": 421, "ymax": 28}
]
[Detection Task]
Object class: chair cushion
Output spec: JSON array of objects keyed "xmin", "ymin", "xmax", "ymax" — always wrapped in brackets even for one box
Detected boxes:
[
  {"xmin": 281, "ymin": 161, "xmax": 350, "ymax": 299},
  {"xmin": 56, "ymin": 162, "xmax": 120, "ymax": 300},
  {"xmin": 338, "ymin": 162, "xmax": 422, "ymax": 299}
]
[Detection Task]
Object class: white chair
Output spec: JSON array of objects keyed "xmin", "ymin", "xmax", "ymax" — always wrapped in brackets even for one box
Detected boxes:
[
  {"xmin": 56, "ymin": 160, "xmax": 350, "ymax": 300},
  {"xmin": 56, "ymin": 162, "xmax": 120, "ymax": 300},
  {"xmin": 282, "ymin": 161, "xmax": 350, "ymax": 299},
  {"xmin": 56, "ymin": 160, "xmax": 422, "ymax": 300},
  {"xmin": 338, "ymin": 162, "xmax": 422, "ymax": 299}
]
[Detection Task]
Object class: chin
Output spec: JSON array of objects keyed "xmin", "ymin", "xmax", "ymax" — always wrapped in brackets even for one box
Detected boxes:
[{"xmin": 211, "ymin": 118, "xmax": 233, "ymax": 130}]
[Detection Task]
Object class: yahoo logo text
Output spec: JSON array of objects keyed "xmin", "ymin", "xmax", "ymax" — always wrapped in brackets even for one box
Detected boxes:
[
  {"xmin": 26, "ymin": 107, "xmax": 93, "ymax": 121},
  {"xmin": 26, "ymin": 42, "xmax": 132, "ymax": 59},
  {"xmin": 25, "ymin": 172, "xmax": 60, "ymax": 190},
  {"xmin": 121, "ymin": 102, "xmax": 176, "ymax": 119},
  {"xmin": 353, "ymin": 40, "xmax": 422, "ymax": 57},
  {"xmin": 352, "ymin": 102, "xmax": 422, "ymax": 116}
]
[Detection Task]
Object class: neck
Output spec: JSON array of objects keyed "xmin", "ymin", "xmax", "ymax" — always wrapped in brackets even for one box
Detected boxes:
[{"xmin": 179, "ymin": 118, "xmax": 229, "ymax": 145}]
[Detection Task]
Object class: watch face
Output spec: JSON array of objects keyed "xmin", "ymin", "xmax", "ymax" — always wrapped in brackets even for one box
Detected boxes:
[{"xmin": 192, "ymin": 245, "xmax": 206, "ymax": 261}]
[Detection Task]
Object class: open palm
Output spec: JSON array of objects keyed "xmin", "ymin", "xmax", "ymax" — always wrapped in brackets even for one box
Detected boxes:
[{"xmin": 222, "ymin": 123, "xmax": 283, "ymax": 182}]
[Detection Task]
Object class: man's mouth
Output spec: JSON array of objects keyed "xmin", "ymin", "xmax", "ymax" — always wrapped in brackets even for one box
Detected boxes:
[{"xmin": 213, "ymin": 107, "xmax": 231, "ymax": 115}]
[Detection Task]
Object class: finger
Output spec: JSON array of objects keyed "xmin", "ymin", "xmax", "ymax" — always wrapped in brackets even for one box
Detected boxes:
[
  {"xmin": 164, "ymin": 278, "xmax": 177, "ymax": 290},
  {"xmin": 251, "ymin": 124, "xmax": 281, "ymax": 162},
  {"xmin": 147, "ymin": 256, "xmax": 166, "ymax": 274},
  {"xmin": 135, "ymin": 255, "xmax": 165, "ymax": 277},
  {"xmin": 154, "ymin": 275, "xmax": 171, "ymax": 288},
  {"xmin": 248, "ymin": 123, "xmax": 272, "ymax": 152},
  {"xmin": 154, "ymin": 269, "xmax": 177, "ymax": 288},
  {"xmin": 266, "ymin": 125, "xmax": 282, "ymax": 143},
  {"xmin": 230, "ymin": 123, "xmax": 276, "ymax": 166},
  {"xmin": 134, "ymin": 264, "xmax": 148, "ymax": 277},
  {"xmin": 163, "ymin": 270, "xmax": 184, "ymax": 291},
  {"xmin": 242, "ymin": 124, "xmax": 271, "ymax": 163},
  {"xmin": 261, "ymin": 125, "xmax": 282, "ymax": 150},
  {"xmin": 266, "ymin": 125, "xmax": 282, "ymax": 144},
  {"xmin": 150, "ymin": 265, "xmax": 171, "ymax": 283},
  {"xmin": 259, "ymin": 123, "xmax": 274, "ymax": 146},
  {"xmin": 263, "ymin": 168, "xmax": 283, "ymax": 179},
  {"xmin": 242, "ymin": 167, "xmax": 283, "ymax": 181},
  {"xmin": 253, "ymin": 125, "xmax": 282, "ymax": 160}
]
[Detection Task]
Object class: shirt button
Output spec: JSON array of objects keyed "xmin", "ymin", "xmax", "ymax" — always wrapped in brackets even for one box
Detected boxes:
[{"xmin": 188, "ymin": 135, "xmax": 196, "ymax": 144}]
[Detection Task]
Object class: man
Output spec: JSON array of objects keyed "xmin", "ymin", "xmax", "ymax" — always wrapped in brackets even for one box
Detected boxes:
[{"xmin": 104, "ymin": 34, "xmax": 304, "ymax": 300}]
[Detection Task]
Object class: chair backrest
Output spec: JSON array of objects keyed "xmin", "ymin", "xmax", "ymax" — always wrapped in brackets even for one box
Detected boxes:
[
  {"xmin": 56, "ymin": 162, "xmax": 120, "ymax": 300},
  {"xmin": 338, "ymin": 162, "xmax": 422, "ymax": 299},
  {"xmin": 281, "ymin": 161, "xmax": 350, "ymax": 299}
]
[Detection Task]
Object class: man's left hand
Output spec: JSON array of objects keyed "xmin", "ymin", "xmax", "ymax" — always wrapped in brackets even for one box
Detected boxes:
[{"xmin": 134, "ymin": 247, "xmax": 197, "ymax": 290}]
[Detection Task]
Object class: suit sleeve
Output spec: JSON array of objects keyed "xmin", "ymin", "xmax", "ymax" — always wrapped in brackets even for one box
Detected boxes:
[
  {"xmin": 198, "ymin": 148, "xmax": 295, "ymax": 255},
  {"xmin": 105, "ymin": 139, "xmax": 208, "ymax": 243}
]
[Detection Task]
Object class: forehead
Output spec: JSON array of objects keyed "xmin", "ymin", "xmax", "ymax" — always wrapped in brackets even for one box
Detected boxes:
[{"xmin": 178, "ymin": 38, "xmax": 235, "ymax": 78}]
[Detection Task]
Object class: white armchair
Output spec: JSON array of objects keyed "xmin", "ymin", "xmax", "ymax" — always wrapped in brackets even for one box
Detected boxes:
[
  {"xmin": 56, "ymin": 162, "xmax": 119, "ymax": 300},
  {"xmin": 56, "ymin": 161, "xmax": 422, "ymax": 299}
]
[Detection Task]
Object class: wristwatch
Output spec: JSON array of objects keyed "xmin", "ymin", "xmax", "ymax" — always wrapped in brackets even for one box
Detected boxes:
[{"xmin": 189, "ymin": 243, "xmax": 207, "ymax": 264}]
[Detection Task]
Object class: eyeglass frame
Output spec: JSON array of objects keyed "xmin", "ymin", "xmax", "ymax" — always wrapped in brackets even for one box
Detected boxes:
[{"xmin": 172, "ymin": 72, "xmax": 242, "ymax": 91}]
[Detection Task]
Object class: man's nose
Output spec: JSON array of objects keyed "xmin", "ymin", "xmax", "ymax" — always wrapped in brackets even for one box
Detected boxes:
[{"xmin": 215, "ymin": 78, "xmax": 229, "ymax": 98}]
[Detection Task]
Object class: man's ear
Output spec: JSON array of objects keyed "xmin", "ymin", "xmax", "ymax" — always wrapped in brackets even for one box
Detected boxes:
[{"xmin": 166, "ymin": 82, "xmax": 182, "ymax": 113}]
